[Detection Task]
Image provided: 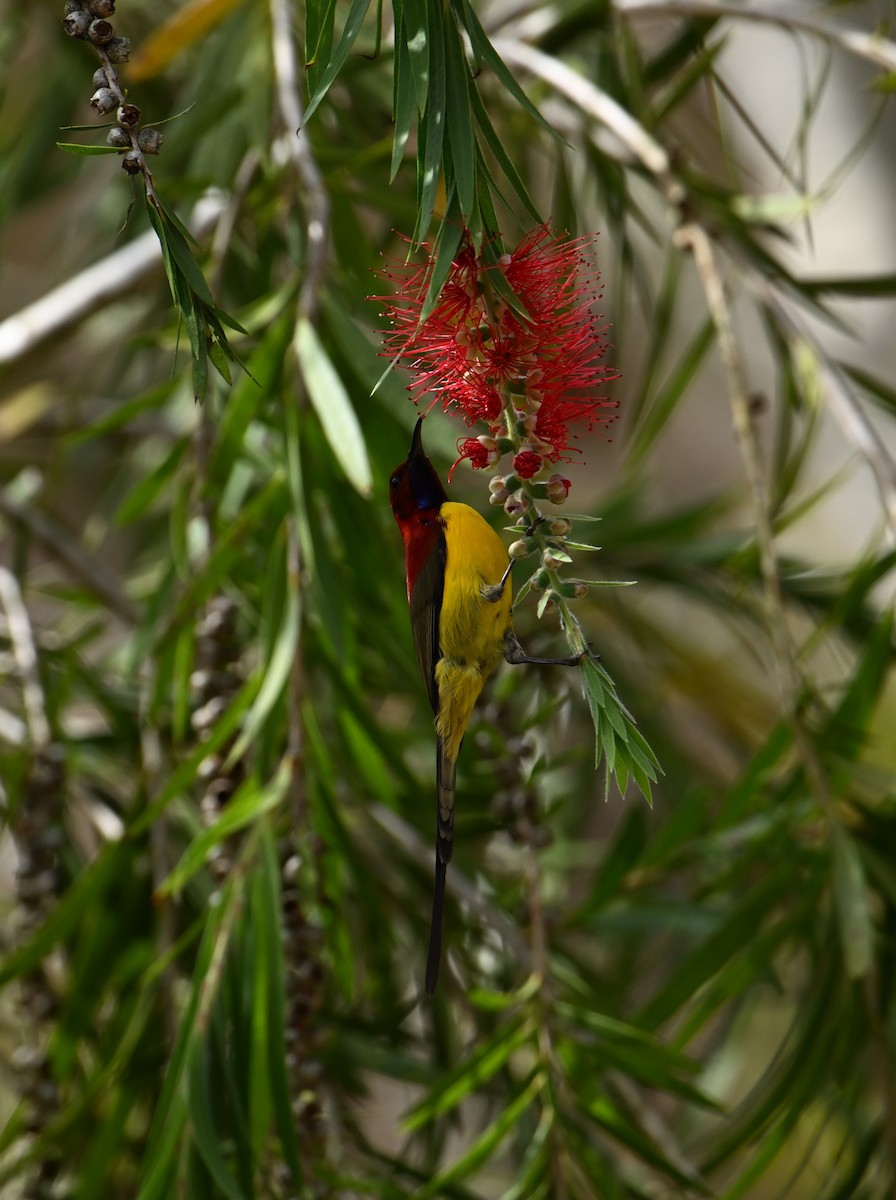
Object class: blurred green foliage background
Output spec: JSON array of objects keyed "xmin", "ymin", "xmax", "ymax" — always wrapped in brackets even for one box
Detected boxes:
[{"xmin": 1, "ymin": 0, "xmax": 896, "ymax": 1196}]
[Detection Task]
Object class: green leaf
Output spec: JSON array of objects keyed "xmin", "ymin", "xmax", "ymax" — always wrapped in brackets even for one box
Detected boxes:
[
  {"xmin": 391, "ymin": 25, "xmax": 415, "ymax": 180},
  {"xmin": 403, "ymin": 1017, "xmax": 533, "ymax": 1130},
  {"xmin": 115, "ymin": 437, "xmax": 188, "ymax": 525},
  {"xmin": 455, "ymin": 0, "xmax": 556, "ymax": 137},
  {"xmin": 417, "ymin": 195, "xmax": 463, "ymax": 323},
  {"xmin": 188, "ymin": 1036, "xmax": 249, "ymax": 1200},
  {"xmin": 303, "ymin": 0, "xmax": 374, "ymax": 124},
  {"xmin": 154, "ymin": 199, "xmax": 215, "ymax": 307},
  {"xmin": 402, "ymin": 0, "xmax": 430, "ymax": 113},
  {"xmin": 830, "ymin": 824, "xmax": 873, "ymax": 980},
  {"xmin": 223, "ymin": 571, "xmax": 300, "ymax": 769},
  {"xmin": 294, "ymin": 317, "xmax": 373, "ymax": 495},
  {"xmin": 156, "ymin": 761, "xmax": 291, "ymax": 898},
  {"xmin": 413, "ymin": 0, "xmax": 446, "ymax": 245},
  {"xmin": 55, "ymin": 142, "xmax": 123, "ymax": 155},
  {"xmin": 469, "ymin": 84, "xmax": 542, "ymax": 225},
  {"xmin": 414, "ymin": 1070, "xmax": 544, "ymax": 1197},
  {"xmin": 443, "ymin": 7, "xmax": 475, "ymax": 221}
]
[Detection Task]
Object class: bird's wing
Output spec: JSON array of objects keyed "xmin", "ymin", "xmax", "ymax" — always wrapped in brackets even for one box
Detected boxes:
[{"xmin": 408, "ymin": 527, "xmax": 446, "ymax": 715}]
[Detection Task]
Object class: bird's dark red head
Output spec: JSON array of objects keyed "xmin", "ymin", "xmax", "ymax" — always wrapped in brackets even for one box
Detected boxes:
[{"xmin": 389, "ymin": 417, "xmax": 448, "ymax": 522}]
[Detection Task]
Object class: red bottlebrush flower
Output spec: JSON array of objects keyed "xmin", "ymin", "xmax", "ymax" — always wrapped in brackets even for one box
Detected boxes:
[
  {"xmin": 456, "ymin": 437, "xmax": 491, "ymax": 469},
  {"xmin": 513, "ymin": 450, "xmax": 544, "ymax": 479},
  {"xmin": 377, "ymin": 226, "xmax": 619, "ymax": 464}
]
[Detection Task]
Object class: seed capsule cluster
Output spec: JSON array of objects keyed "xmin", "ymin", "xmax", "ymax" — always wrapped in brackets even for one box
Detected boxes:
[
  {"xmin": 12, "ymin": 748, "xmax": 67, "ymax": 1199},
  {"xmin": 191, "ymin": 596, "xmax": 246, "ymax": 880},
  {"xmin": 62, "ymin": 0, "xmax": 163, "ymax": 179}
]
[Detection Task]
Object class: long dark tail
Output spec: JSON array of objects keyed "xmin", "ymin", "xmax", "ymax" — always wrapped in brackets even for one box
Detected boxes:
[{"xmin": 426, "ymin": 740, "xmax": 456, "ymax": 996}]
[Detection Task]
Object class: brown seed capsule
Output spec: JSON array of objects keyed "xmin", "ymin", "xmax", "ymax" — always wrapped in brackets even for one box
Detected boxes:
[
  {"xmin": 137, "ymin": 127, "xmax": 164, "ymax": 155},
  {"xmin": 88, "ymin": 0, "xmax": 115, "ymax": 14},
  {"xmin": 121, "ymin": 152, "xmax": 142, "ymax": 176},
  {"xmin": 91, "ymin": 66, "xmax": 109, "ymax": 88},
  {"xmin": 105, "ymin": 36, "xmax": 130, "ymax": 62},
  {"xmin": 117, "ymin": 103, "xmax": 140, "ymax": 127},
  {"xmin": 63, "ymin": 10, "xmax": 90, "ymax": 36},
  {"xmin": 106, "ymin": 126, "xmax": 130, "ymax": 148},
  {"xmin": 87, "ymin": 18, "xmax": 114, "ymax": 44},
  {"xmin": 90, "ymin": 87, "xmax": 117, "ymax": 115}
]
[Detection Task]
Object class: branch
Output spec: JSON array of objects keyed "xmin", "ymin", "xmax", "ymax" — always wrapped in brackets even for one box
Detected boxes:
[
  {"xmin": 0, "ymin": 488, "xmax": 139, "ymax": 626},
  {"xmin": 269, "ymin": 0, "xmax": 330, "ymax": 323},
  {"xmin": 490, "ymin": 35, "xmax": 680, "ymax": 197},
  {"xmin": 616, "ymin": 0, "xmax": 896, "ymax": 73},
  {"xmin": 0, "ymin": 193, "xmax": 226, "ymax": 367},
  {"xmin": 0, "ymin": 567, "xmax": 49, "ymax": 750},
  {"xmin": 367, "ymin": 802, "xmax": 533, "ymax": 971},
  {"xmin": 758, "ymin": 282, "xmax": 896, "ymax": 541},
  {"xmin": 677, "ymin": 221, "xmax": 831, "ymax": 801}
]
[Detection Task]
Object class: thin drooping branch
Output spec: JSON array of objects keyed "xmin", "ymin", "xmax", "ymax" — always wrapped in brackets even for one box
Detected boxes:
[
  {"xmin": 269, "ymin": 0, "xmax": 330, "ymax": 324},
  {"xmin": 759, "ymin": 282, "xmax": 896, "ymax": 541},
  {"xmin": 0, "ymin": 491, "xmax": 139, "ymax": 625},
  {"xmin": 0, "ymin": 567, "xmax": 49, "ymax": 751},
  {"xmin": 368, "ymin": 802, "xmax": 533, "ymax": 970},
  {"xmin": 677, "ymin": 221, "xmax": 831, "ymax": 801},
  {"xmin": 494, "ymin": 25, "xmax": 896, "ymax": 557},
  {"xmin": 0, "ymin": 193, "xmax": 226, "ymax": 367},
  {"xmin": 617, "ymin": 0, "xmax": 896, "ymax": 73},
  {"xmin": 491, "ymin": 36, "xmax": 679, "ymax": 195}
]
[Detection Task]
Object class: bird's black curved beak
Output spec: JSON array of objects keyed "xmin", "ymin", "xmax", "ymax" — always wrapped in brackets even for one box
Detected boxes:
[{"xmin": 409, "ymin": 415, "xmax": 426, "ymax": 463}]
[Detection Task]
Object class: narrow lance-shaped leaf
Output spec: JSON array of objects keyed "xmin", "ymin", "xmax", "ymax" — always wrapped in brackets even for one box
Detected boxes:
[{"xmin": 294, "ymin": 317, "xmax": 373, "ymax": 495}]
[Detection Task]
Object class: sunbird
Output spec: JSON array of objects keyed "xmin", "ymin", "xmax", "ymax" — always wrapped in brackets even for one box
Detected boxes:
[{"xmin": 390, "ymin": 417, "xmax": 581, "ymax": 995}]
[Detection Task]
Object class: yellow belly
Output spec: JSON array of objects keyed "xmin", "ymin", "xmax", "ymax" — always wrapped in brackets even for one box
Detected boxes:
[{"xmin": 435, "ymin": 502, "xmax": 513, "ymax": 761}]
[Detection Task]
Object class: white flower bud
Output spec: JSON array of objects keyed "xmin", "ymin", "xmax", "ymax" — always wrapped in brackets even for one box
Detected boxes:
[{"xmin": 504, "ymin": 490, "xmax": 530, "ymax": 517}]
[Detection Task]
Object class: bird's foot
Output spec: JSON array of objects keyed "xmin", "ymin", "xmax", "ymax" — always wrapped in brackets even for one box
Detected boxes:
[{"xmin": 504, "ymin": 630, "xmax": 590, "ymax": 667}]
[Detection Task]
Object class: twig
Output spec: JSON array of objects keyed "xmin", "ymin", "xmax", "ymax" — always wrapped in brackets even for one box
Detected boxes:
[
  {"xmin": 0, "ymin": 489, "xmax": 139, "ymax": 625},
  {"xmin": 758, "ymin": 282, "xmax": 896, "ymax": 542},
  {"xmin": 268, "ymin": 6, "xmax": 333, "ymax": 1184},
  {"xmin": 367, "ymin": 802, "xmax": 533, "ymax": 968},
  {"xmin": 269, "ymin": 0, "xmax": 330, "ymax": 323},
  {"xmin": 616, "ymin": 0, "xmax": 896, "ymax": 74},
  {"xmin": 676, "ymin": 221, "xmax": 831, "ymax": 802},
  {"xmin": 525, "ymin": 847, "xmax": 568, "ymax": 1200},
  {"xmin": 490, "ymin": 35, "xmax": 681, "ymax": 200},
  {"xmin": 0, "ymin": 192, "xmax": 226, "ymax": 367},
  {"xmin": 0, "ymin": 567, "xmax": 50, "ymax": 750}
]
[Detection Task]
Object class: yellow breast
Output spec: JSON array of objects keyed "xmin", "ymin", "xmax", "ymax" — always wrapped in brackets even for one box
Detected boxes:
[
  {"xmin": 439, "ymin": 502, "xmax": 512, "ymax": 667},
  {"xmin": 433, "ymin": 502, "xmax": 512, "ymax": 761}
]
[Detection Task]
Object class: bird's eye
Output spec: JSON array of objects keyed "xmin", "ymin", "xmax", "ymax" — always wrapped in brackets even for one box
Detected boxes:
[{"xmin": 390, "ymin": 474, "xmax": 401, "ymax": 490}]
